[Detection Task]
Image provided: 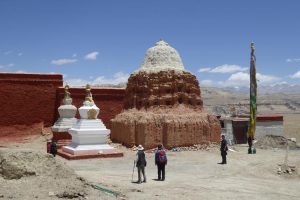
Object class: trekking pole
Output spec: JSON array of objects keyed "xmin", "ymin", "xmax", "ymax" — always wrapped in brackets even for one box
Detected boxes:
[{"xmin": 131, "ymin": 160, "xmax": 136, "ymax": 182}]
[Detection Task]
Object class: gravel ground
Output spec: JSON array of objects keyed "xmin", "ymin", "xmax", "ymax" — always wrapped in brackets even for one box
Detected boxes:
[{"xmin": 1, "ymin": 135, "xmax": 300, "ymax": 200}]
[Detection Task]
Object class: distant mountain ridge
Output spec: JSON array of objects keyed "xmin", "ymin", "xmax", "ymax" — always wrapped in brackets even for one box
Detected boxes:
[
  {"xmin": 209, "ymin": 84, "xmax": 300, "ymax": 95},
  {"xmin": 89, "ymin": 82, "xmax": 299, "ymax": 115}
]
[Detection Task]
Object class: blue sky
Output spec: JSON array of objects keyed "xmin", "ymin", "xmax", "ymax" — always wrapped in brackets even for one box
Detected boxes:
[{"xmin": 1, "ymin": 0, "xmax": 300, "ymax": 87}]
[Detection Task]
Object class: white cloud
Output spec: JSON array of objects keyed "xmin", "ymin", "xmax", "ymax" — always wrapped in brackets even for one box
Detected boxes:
[
  {"xmin": 51, "ymin": 58, "xmax": 78, "ymax": 65},
  {"xmin": 256, "ymin": 73, "xmax": 280, "ymax": 82},
  {"xmin": 286, "ymin": 58, "xmax": 300, "ymax": 63},
  {"xmin": 65, "ymin": 78, "xmax": 88, "ymax": 87},
  {"xmin": 290, "ymin": 71, "xmax": 300, "ymax": 79},
  {"xmin": 92, "ymin": 72, "xmax": 129, "ymax": 85},
  {"xmin": 210, "ymin": 64, "xmax": 248, "ymax": 73},
  {"xmin": 228, "ymin": 72, "xmax": 250, "ymax": 82},
  {"xmin": 0, "ymin": 63, "xmax": 14, "ymax": 69},
  {"xmin": 85, "ymin": 51, "xmax": 99, "ymax": 60},
  {"xmin": 4, "ymin": 50, "xmax": 12, "ymax": 55},
  {"xmin": 219, "ymin": 72, "xmax": 280, "ymax": 87},
  {"xmin": 198, "ymin": 64, "xmax": 248, "ymax": 74},
  {"xmin": 200, "ymin": 79, "xmax": 214, "ymax": 86},
  {"xmin": 198, "ymin": 68, "xmax": 211, "ymax": 73},
  {"xmin": 65, "ymin": 72, "xmax": 129, "ymax": 87},
  {"xmin": 49, "ymin": 72, "xmax": 68, "ymax": 78},
  {"xmin": 270, "ymin": 81, "xmax": 289, "ymax": 87}
]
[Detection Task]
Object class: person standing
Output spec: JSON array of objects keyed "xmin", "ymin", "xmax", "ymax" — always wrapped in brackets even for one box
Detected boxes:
[
  {"xmin": 47, "ymin": 139, "xmax": 51, "ymax": 153},
  {"xmin": 50, "ymin": 140, "xmax": 57, "ymax": 157},
  {"xmin": 219, "ymin": 135, "xmax": 228, "ymax": 164},
  {"xmin": 155, "ymin": 144, "xmax": 167, "ymax": 181},
  {"xmin": 136, "ymin": 145, "xmax": 147, "ymax": 183}
]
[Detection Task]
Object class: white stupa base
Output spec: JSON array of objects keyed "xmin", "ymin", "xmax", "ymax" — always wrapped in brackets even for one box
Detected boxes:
[
  {"xmin": 62, "ymin": 144, "xmax": 116, "ymax": 155},
  {"xmin": 69, "ymin": 129, "xmax": 110, "ymax": 145},
  {"xmin": 68, "ymin": 119, "xmax": 110, "ymax": 145},
  {"xmin": 57, "ymin": 102, "xmax": 123, "ymax": 159},
  {"xmin": 52, "ymin": 118, "xmax": 78, "ymax": 132}
]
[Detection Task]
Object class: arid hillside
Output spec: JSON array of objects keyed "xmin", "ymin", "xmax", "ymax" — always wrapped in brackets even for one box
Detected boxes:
[{"xmin": 201, "ymin": 86, "xmax": 300, "ymax": 116}]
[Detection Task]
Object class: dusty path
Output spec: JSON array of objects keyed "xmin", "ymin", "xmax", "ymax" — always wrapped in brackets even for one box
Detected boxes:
[
  {"xmin": 65, "ymin": 146, "xmax": 300, "ymax": 200},
  {"xmin": 1, "ymin": 136, "xmax": 299, "ymax": 200}
]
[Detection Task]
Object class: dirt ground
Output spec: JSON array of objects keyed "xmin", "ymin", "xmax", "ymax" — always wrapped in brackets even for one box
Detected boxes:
[{"xmin": 1, "ymin": 135, "xmax": 300, "ymax": 200}]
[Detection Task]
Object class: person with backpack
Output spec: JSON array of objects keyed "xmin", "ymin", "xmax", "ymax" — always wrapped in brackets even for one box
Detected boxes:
[
  {"xmin": 219, "ymin": 135, "xmax": 228, "ymax": 164},
  {"xmin": 136, "ymin": 145, "xmax": 147, "ymax": 183},
  {"xmin": 155, "ymin": 144, "xmax": 167, "ymax": 181}
]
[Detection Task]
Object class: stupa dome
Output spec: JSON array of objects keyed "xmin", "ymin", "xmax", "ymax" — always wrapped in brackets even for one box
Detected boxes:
[
  {"xmin": 137, "ymin": 40, "xmax": 185, "ymax": 73},
  {"xmin": 111, "ymin": 39, "xmax": 221, "ymax": 149}
]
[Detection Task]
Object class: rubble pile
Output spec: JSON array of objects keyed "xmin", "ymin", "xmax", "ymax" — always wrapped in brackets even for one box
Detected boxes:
[
  {"xmin": 0, "ymin": 149, "xmax": 112, "ymax": 200},
  {"xmin": 254, "ymin": 135, "xmax": 297, "ymax": 149},
  {"xmin": 277, "ymin": 164, "xmax": 297, "ymax": 175},
  {"xmin": 131, "ymin": 143, "xmax": 219, "ymax": 153}
]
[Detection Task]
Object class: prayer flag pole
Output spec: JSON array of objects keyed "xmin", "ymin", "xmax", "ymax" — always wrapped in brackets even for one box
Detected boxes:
[{"xmin": 247, "ymin": 42, "xmax": 257, "ymax": 154}]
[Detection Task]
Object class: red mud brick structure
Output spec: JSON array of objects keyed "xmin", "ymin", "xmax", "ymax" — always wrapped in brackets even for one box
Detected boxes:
[
  {"xmin": 0, "ymin": 73, "xmax": 63, "ymax": 140},
  {"xmin": 0, "ymin": 73, "xmax": 125, "ymax": 143},
  {"xmin": 111, "ymin": 40, "xmax": 221, "ymax": 149}
]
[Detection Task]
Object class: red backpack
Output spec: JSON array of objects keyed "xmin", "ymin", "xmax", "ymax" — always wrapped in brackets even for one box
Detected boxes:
[{"xmin": 158, "ymin": 150, "xmax": 167, "ymax": 164}]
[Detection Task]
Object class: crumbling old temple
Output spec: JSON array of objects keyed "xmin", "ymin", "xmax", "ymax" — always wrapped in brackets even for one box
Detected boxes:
[{"xmin": 111, "ymin": 40, "xmax": 221, "ymax": 149}]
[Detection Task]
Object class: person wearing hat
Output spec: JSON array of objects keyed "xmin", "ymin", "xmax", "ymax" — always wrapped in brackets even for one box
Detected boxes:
[
  {"xmin": 219, "ymin": 135, "xmax": 228, "ymax": 164},
  {"xmin": 136, "ymin": 144, "xmax": 147, "ymax": 183},
  {"xmin": 155, "ymin": 144, "xmax": 167, "ymax": 181}
]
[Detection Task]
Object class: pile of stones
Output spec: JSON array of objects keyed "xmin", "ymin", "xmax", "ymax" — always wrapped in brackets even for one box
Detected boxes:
[
  {"xmin": 132, "ymin": 143, "xmax": 219, "ymax": 153},
  {"xmin": 277, "ymin": 164, "xmax": 297, "ymax": 175}
]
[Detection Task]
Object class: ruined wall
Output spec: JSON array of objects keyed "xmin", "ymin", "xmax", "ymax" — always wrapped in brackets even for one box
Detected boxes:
[
  {"xmin": 111, "ymin": 70, "xmax": 221, "ymax": 149},
  {"xmin": 111, "ymin": 109, "xmax": 220, "ymax": 149},
  {"xmin": 124, "ymin": 70, "xmax": 203, "ymax": 110},
  {"xmin": 55, "ymin": 87, "xmax": 125, "ymax": 129},
  {"xmin": 0, "ymin": 73, "xmax": 63, "ymax": 137}
]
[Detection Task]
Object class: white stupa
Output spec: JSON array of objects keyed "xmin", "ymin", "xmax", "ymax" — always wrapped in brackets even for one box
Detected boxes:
[
  {"xmin": 136, "ymin": 40, "xmax": 186, "ymax": 73},
  {"xmin": 61, "ymin": 84, "xmax": 115, "ymax": 156},
  {"xmin": 52, "ymin": 85, "xmax": 77, "ymax": 132}
]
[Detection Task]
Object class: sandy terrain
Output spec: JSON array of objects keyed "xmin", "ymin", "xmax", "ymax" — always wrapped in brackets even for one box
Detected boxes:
[
  {"xmin": 1, "ymin": 136, "xmax": 299, "ymax": 200},
  {"xmin": 66, "ymin": 146, "xmax": 300, "ymax": 200}
]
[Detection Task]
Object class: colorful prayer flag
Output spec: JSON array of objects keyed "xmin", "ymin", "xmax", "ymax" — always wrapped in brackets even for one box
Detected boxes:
[{"xmin": 247, "ymin": 42, "xmax": 257, "ymax": 142}]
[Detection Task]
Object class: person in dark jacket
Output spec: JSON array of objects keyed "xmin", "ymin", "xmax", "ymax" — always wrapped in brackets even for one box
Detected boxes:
[
  {"xmin": 50, "ymin": 140, "xmax": 57, "ymax": 157},
  {"xmin": 136, "ymin": 145, "xmax": 147, "ymax": 183},
  {"xmin": 155, "ymin": 144, "xmax": 167, "ymax": 181},
  {"xmin": 219, "ymin": 135, "xmax": 228, "ymax": 164}
]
